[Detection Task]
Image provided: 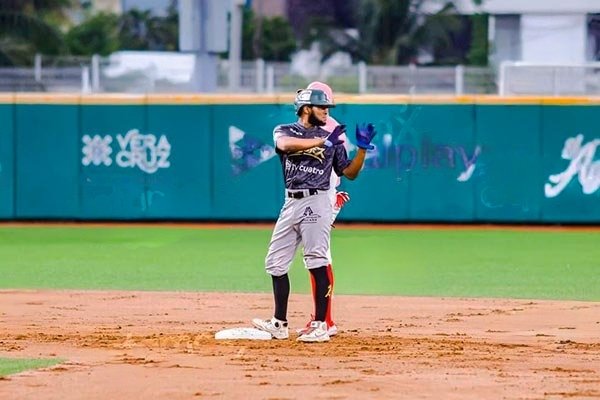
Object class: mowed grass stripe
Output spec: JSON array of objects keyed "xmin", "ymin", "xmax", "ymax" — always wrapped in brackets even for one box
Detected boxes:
[
  {"xmin": 0, "ymin": 358, "xmax": 63, "ymax": 377},
  {"xmin": 0, "ymin": 226, "xmax": 598, "ymax": 300}
]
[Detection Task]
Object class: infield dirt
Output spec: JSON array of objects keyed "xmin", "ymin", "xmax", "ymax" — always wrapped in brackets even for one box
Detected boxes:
[{"xmin": 1, "ymin": 290, "xmax": 599, "ymax": 399}]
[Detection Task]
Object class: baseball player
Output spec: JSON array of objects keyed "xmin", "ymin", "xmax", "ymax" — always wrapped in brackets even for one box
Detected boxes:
[
  {"xmin": 252, "ymin": 87, "xmax": 377, "ymax": 342},
  {"xmin": 297, "ymin": 81, "xmax": 349, "ymax": 337}
]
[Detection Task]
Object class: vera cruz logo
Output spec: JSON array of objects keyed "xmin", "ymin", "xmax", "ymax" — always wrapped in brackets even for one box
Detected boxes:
[
  {"xmin": 82, "ymin": 129, "xmax": 171, "ymax": 174},
  {"xmin": 544, "ymin": 134, "xmax": 600, "ymax": 198}
]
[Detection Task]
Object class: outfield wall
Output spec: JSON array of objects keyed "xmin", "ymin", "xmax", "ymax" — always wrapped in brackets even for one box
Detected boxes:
[{"xmin": 0, "ymin": 93, "xmax": 598, "ymax": 223}]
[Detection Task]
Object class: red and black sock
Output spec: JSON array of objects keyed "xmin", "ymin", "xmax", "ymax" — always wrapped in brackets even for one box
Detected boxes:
[{"xmin": 309, "ymin": 266, "xmax": 331, "ymax": 322}]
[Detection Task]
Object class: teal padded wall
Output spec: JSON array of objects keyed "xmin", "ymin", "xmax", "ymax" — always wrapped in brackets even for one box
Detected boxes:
[
  {"xmin": 0, "ymin": 103, "xmax": 14, "ymax": 217},
  {"xmin": 145, "ymin": 104, "xmax": 213, "ymax": 218},
  {"xmin": 473, "ymin": 105, "xmax": 542, "ymax": 222},
  {"xmin": 541, "ymin": 106, "xmax": 600, "ymax": 222},
  {"xmin": 210, "ymin": 104, "xmax": 288, "ymax": 220},
  {"xmin": 80, "ymin": 104, "xmax": 146, "ymax": 219},
  {"xmin": 15, "ymin": 104, "xmax": 79, "ymax": 218},
  {"xmin": 334, "ymin": 104, "xmax": 411, "ymax": 221},
  {"xmin": 2, "ymin": 97, "xmax": 599, "ymax": 223},
  {"xmin": 399, "ymin": 104, "xmax": 476, "ymax": 221}
]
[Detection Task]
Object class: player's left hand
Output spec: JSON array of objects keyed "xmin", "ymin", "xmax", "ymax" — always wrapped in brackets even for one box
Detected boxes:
[
  {"xmin": 355, "ymin": 123, "xmax": 377, "ymax": 150},
  {"xmin": 324, "ymin": 124, "xmax": 346, "ymax": 147},
  {"xmin": 335, "ymin": 191, "xmax": 350, "ymax": 209}
]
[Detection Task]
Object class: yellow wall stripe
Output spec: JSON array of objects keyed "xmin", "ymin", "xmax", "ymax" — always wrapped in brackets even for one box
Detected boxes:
[
  {"xmin": 3, "ymin": 92, "xmax": 600, "ymax": 106},
  {"xmin": 0, "ymin": 93, "xmax": 15, "ymax": 104}
]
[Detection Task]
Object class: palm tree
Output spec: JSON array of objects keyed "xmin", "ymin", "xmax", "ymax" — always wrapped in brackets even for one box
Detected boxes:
[
  {"xmin": 118, "ymin": 2, "xmax": 178, "ymax": 51},
  {"xmin": 357, "ymin": 0, "xmax": 461, "ymax": 65},
  {"xmin": 65, "ymin": 12, "xmax": 120, "ymax": 56},
  {"xmin": 287, "ymin": 0, "xmax": 461, "ymax": 65},
  {"xmin": 0, "ymin": 0, "xmax": 71, "ymax": 66},
  {"xmin": 241, "ymin": 7, "xmax": 297, "ymax": 61},
  {"xmin": 286, "ymin": 0, "xmax": 358, "ymax": 61}
]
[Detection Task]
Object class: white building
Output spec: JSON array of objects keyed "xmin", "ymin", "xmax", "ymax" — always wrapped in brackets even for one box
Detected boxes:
[{"xmin": 438, "ymin": 0, "xmax": 600, "ymax": 65}]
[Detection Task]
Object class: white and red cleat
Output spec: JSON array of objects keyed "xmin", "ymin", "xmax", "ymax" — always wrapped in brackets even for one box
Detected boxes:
[{"xmin": 297, "ymin": 316, "xmax": 338, "ymax": 337}]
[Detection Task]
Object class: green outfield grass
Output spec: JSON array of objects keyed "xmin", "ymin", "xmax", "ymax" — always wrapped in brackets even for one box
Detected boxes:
[
  {"xmin": 0, "ymin": 225, "xmax": 598, "ymax": 300},
  {"xmin": 0, "ymin": 358, "xmax": 63, "ymax": 377}
]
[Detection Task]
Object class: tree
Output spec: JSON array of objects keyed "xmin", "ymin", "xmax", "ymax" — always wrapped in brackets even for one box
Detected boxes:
[
  {"xmin": 260, "ymin": 16, "xmax": 296, "ymax": 61},
  {"xmin": 65, "ymin": 12, "xmax": 120, "ymax": 56},
  {"xmin": 118, "ymin": 1, "xmax": 178, "ymax": 51},
  {"xmin": 286, "ymin": 0, "xmax": 356, "ymax": 47},
  {"xmin": 241, "ymin": 7, "xmax": 255, "ymax": 60},
  {"xmin": 356, "ymin": 0, "xmax": 462, "ymax": 65},
  {"xmin": 0, "ymin": 0, "xmax": 71, "ymax": 66},
  {"xmin": 285, "ymin": 0, "xmax": 359, "ymax": 61},
  {"xmin": 118, "ymin": 8, "xmax": 153, "ymax": 50},
  {"xmin": 284, "ymin": 0, "xmax": 461, "ymax": 65},
  {"xmin": 65, "ymin": 1, "xmax": 178, "ymax": 56},
  {"xmin": 241, "ymin": 8, "xmax": 296, "ymax": 61},
  {"xmin": 467, "ymin": 13, "xmax": 488, "ymax": 65}
]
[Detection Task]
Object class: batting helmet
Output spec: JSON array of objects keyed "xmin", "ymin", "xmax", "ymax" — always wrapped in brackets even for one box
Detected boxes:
[
  {"xmin": 307, "ymin": 81, "xmax": 334, "ymax": 103},
  {"xmin": 294, "ymin": 88, "xmax": 335, "ymax": 115}
]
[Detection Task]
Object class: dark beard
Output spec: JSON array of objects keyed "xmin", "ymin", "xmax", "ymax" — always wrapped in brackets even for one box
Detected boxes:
[{"xmin": 308, "ymin": 111, "xmax": 326, "ymax": 127}]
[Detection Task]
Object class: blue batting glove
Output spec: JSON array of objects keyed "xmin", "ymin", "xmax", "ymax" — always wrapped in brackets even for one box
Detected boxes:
[
  {"xmin": 324, "ymin": 124, "xmax": 346, "ymax": 147},
  {"xmin": 355, "ymin": 123, "xmax": 377, "ymax": 150}
]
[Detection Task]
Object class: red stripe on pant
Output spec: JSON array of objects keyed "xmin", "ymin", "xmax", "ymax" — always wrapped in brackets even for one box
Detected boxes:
[{"xmin": 325, "ymin": 263, "xmax": 335, "ymax": 326}]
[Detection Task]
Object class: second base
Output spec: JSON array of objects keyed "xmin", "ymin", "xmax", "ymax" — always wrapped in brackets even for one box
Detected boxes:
[{"xmin": 215, "ymin": 327, "xmax": 272, "ymax": 340}]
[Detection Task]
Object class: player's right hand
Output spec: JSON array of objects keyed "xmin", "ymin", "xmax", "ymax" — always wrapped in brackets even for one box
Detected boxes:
[{"xmin": 324, "ymin": 124, "xmax": 346, "ymax": 147}]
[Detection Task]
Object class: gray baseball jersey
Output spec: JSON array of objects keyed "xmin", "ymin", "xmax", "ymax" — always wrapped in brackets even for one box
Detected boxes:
[{"xmin": 265, "ymin": 122, "xmax": 351, "ymax": 275}]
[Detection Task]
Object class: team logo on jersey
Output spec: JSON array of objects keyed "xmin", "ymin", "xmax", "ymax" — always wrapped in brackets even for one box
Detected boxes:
[
  {"xmin": 302, "ymin": 206, "xmax": 321, "ymax": 224},
  {"xmin": 289, "ymin": 147, "xmax": 325, "ymax": 163}
]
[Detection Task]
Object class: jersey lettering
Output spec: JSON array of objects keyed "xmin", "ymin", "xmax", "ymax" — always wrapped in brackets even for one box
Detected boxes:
[{"xmin": 274, "ymin": 123, "xmax": 351, "ymax": 190}]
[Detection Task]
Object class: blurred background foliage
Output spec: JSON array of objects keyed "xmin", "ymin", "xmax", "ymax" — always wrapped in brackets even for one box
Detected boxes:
[{"xmin": 0, "ymin": 0, "xmax": 487, "ymax": 66}]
